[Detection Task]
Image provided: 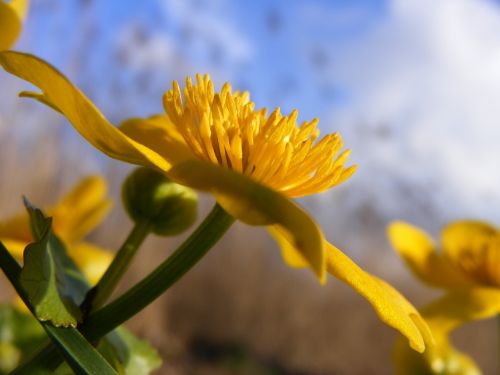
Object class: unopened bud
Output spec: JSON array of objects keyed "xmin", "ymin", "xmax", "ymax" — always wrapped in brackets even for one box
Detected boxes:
[{"xmin": 122, "ymin": 167, "xmax": 197, "ymax": 236}]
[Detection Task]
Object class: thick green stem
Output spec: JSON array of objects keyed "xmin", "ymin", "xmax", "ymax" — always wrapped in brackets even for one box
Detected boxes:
[
  {"xmin": 82, "ymin": 220, "xmax": 151, "ymax": 314},
  {"xmin": 13, "ymin": 203, "xmax": 235, "ymax": 374}
]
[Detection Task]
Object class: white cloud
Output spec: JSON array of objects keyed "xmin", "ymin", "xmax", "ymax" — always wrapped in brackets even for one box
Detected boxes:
[{"xmin": 322, "ymin": 0, "xmax": 500, "ymax": 226}]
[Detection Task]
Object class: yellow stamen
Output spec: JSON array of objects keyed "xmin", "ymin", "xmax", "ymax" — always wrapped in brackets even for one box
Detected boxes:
[{"xmin": 163, "ymin": 74, "xmax": 356, "ymax": 198}]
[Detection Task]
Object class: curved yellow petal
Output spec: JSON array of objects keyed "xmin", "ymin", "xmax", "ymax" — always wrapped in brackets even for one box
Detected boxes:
[
  {"xmin": 0, "ymin": 213, "xmax": 31, "ymax": 242},
  {"xmin": 267, "ymin": 226, "xmax": 310, "ymax": 268},
  {"xmin": 388, "ymin": 221, "xmax": 472, "ymax": 288},
  {"xmin": 68, "ymin": 242, "xmax": 113, "ymax": 286},
  {"xmin": 441, "ymin": 220, "xmax": 497, "ymax": 262},
  {"xmin": 0, "ymin": 238, "xmax": 27, "ymax": 260},
  {"xmin": 325, "ymin": 242, "xmax": 434, "ymax": 353},
  {"xmin": 49, "ymin": 176, "xmax": 112, "ymax": 243},
  {"xmin": 421, "ymin": 288, "xmax": 500, "ymax": 336},
  {"xmin": 0, "ymin": 0, "xmax": 28, "ymax": 50},
  {"xmin": 168, "ymin": 159, "xmax": 325, "ymax": 281},
  {"xmin": 0, "ymin": 51, "xmax": 170, "ymax": 172},
  {"xmin": 393, "ymin": 333, "xmax": 481, "ymax": 375},
  {"xmin": 119, "ymin": 115, "xmax": 195, "ymax": 165},
  {"xmin": 19, "ymin": 90, "xmax": 62, "ymax": 114}
]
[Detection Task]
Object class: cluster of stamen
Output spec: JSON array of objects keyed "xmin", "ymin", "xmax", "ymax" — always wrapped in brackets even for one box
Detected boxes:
[{"xmin": 163, "ymin": 74, "xmax": 356, "ymax": 198}]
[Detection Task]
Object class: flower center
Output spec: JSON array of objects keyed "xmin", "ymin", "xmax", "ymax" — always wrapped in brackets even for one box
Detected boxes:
[{"xmin": 163, "ymin": 74, "xmax": 356, "ymax": 198}]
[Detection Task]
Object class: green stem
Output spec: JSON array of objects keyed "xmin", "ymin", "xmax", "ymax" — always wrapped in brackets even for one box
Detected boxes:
[
  {"xmin": 13, "ymin": 203, "xmax": 235, "ymax": 374},
  {"xmin": 82, "ymin": 220, "xmax": 151, "ymax": 314}
]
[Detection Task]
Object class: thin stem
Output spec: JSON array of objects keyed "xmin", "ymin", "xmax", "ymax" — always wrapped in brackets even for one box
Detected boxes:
[
  {"xmin": 82, "ymin": 220, "xmax": 151, "ymax": 314},
  {"xmin": 83, "ymin": 203, "xmax": 234, "ymax": 338},
  {"xmin": 13, "ymin": 203, "xmax": 235, "ymax": 374}
]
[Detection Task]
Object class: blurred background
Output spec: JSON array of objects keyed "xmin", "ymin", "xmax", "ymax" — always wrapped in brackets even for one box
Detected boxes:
[{"xmin": 1, "ymin": 0, "xmax": 500, "ymax": 373}]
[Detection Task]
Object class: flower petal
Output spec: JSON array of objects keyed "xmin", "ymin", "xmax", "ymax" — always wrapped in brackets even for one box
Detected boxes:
[
  {"xmin": 68, "ymin": 242, "xmax": 113, "ymax": 286},
  {"xmin": 421, "ymin": 287, "xmax": 500, "ymax": 335},
  {"xmin": 267, "ymin": 226, "xmax": 310, "ymax": 268},
  {"xmin": 49, "ymin": 176, "xmax": 112, "ymax": 243},
  {"xmin": 0, "ymin": 213, "xmax": 31, "ymax": 242},
  {"xmin": 441, "ymin": 220, "xmax": 497, "ymax": 262},
  {"xmin": 388, "ymin": 221, "xmax": 472, "ymax": 288},
  {"xmin": 168, "ymin": 159, "xmax": 325, "ymax": 281},
  {"xmin": 0, "ymin": 0, "xmax": 28, "ymax": 50},
  {"xmin": 325, "ymin": 242, "xmax": 434, "ymax": 353},
  {"xmin": 119, "ymin": 115, "xmax": 194, "ymax": 165},
  {"xmin": 0, "ymin": 51, "xmax": 171, "ymax": 172},
  {"xmin": 0, "ymin": 238, "xmax": 27, "ymax": 259}
]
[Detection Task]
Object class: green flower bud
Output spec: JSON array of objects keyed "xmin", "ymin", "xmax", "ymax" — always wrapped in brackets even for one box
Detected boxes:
[{"xmin": 122, "ymin": 167, "xmax": 198, "ymax": 236}]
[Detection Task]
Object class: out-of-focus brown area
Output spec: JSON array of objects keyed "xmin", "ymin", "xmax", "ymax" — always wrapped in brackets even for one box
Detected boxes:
[{"xmin": 0, "ymin": 140, "xmax": 496, "ymax": 374}]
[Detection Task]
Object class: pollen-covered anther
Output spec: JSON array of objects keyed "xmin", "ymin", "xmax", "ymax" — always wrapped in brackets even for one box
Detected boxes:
[{"xmin": 163, "ymin": 73, "xmax": 356, "ymax": 198}]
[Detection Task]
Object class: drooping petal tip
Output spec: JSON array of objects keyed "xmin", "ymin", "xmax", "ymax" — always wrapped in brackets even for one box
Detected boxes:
[{"xmin": 325, "ymin": 242, "xmax": 434, "ymax": 353}]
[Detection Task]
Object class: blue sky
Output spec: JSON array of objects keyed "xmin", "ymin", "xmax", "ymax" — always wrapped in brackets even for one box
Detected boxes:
[
  {"xmin": 3, "ymin": 0, "xmax": 500, "ymax": 254},
  {"xmin": 21, "ymin": 0, "xmax": 388, "ymax": 120}
]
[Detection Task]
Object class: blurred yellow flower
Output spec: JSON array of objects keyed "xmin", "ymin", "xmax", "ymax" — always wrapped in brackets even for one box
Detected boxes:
[
  {"xmin": 0, "ymin": 51, "xmax": 434, "ymax": 353},
  {"xmin": 0, "ymin": 176, "xmax": 113, "ymax": 284},
  {"xmin": 0, "ymin": 0, "xmax": 28, "ymax": 50},
  {"xmin": 389, "ymin": 220, "xmax": 500, "ymax": 374}
]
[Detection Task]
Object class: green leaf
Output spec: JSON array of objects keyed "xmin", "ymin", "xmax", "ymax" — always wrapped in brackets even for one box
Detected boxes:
[
  {"xmin": 19, "ymin": 199, "xmax": 84, "ymax": 327},
  {"xmin": 9, "ymin": 203, "xmax": 233, "ymax": 373},
  {"xmin": 25, "ymin": 198, "xmax": 90, "ymax": 301},
  {"xmin": 0, "ymin": 242, "xmax": 118, "ymax": 375},
  {"xmin": 100, "ymin": 328, "xmax": 162, "ymax": 375},
  {"xmin": 1, "ymin": 198, "xmax": 160, "ymax": 375}
]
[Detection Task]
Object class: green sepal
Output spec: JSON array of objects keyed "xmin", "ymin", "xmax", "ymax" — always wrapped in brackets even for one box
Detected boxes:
[{"xmin": 19, "ymin": 199, "xmax": 88, "ymax": 327}]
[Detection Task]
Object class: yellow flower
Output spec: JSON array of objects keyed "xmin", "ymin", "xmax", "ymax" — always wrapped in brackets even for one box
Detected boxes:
[
  {"xmin": 0, "ymin": 176, "xmax": 113, "ymax": 284},
  {"xmin": 0, "ymin": 0, "xmax": 29, "ymax": 50},
  {"xmin": 163, "ymin": 77, "xmax": 355, "ymax": 197},
  {"xmin": 0, "ymin": 51, "xmax": 433, "ymax": 353},
  {"xmin": 389, "ymin": 220, "xmax": 500, "ymax": 373}
]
